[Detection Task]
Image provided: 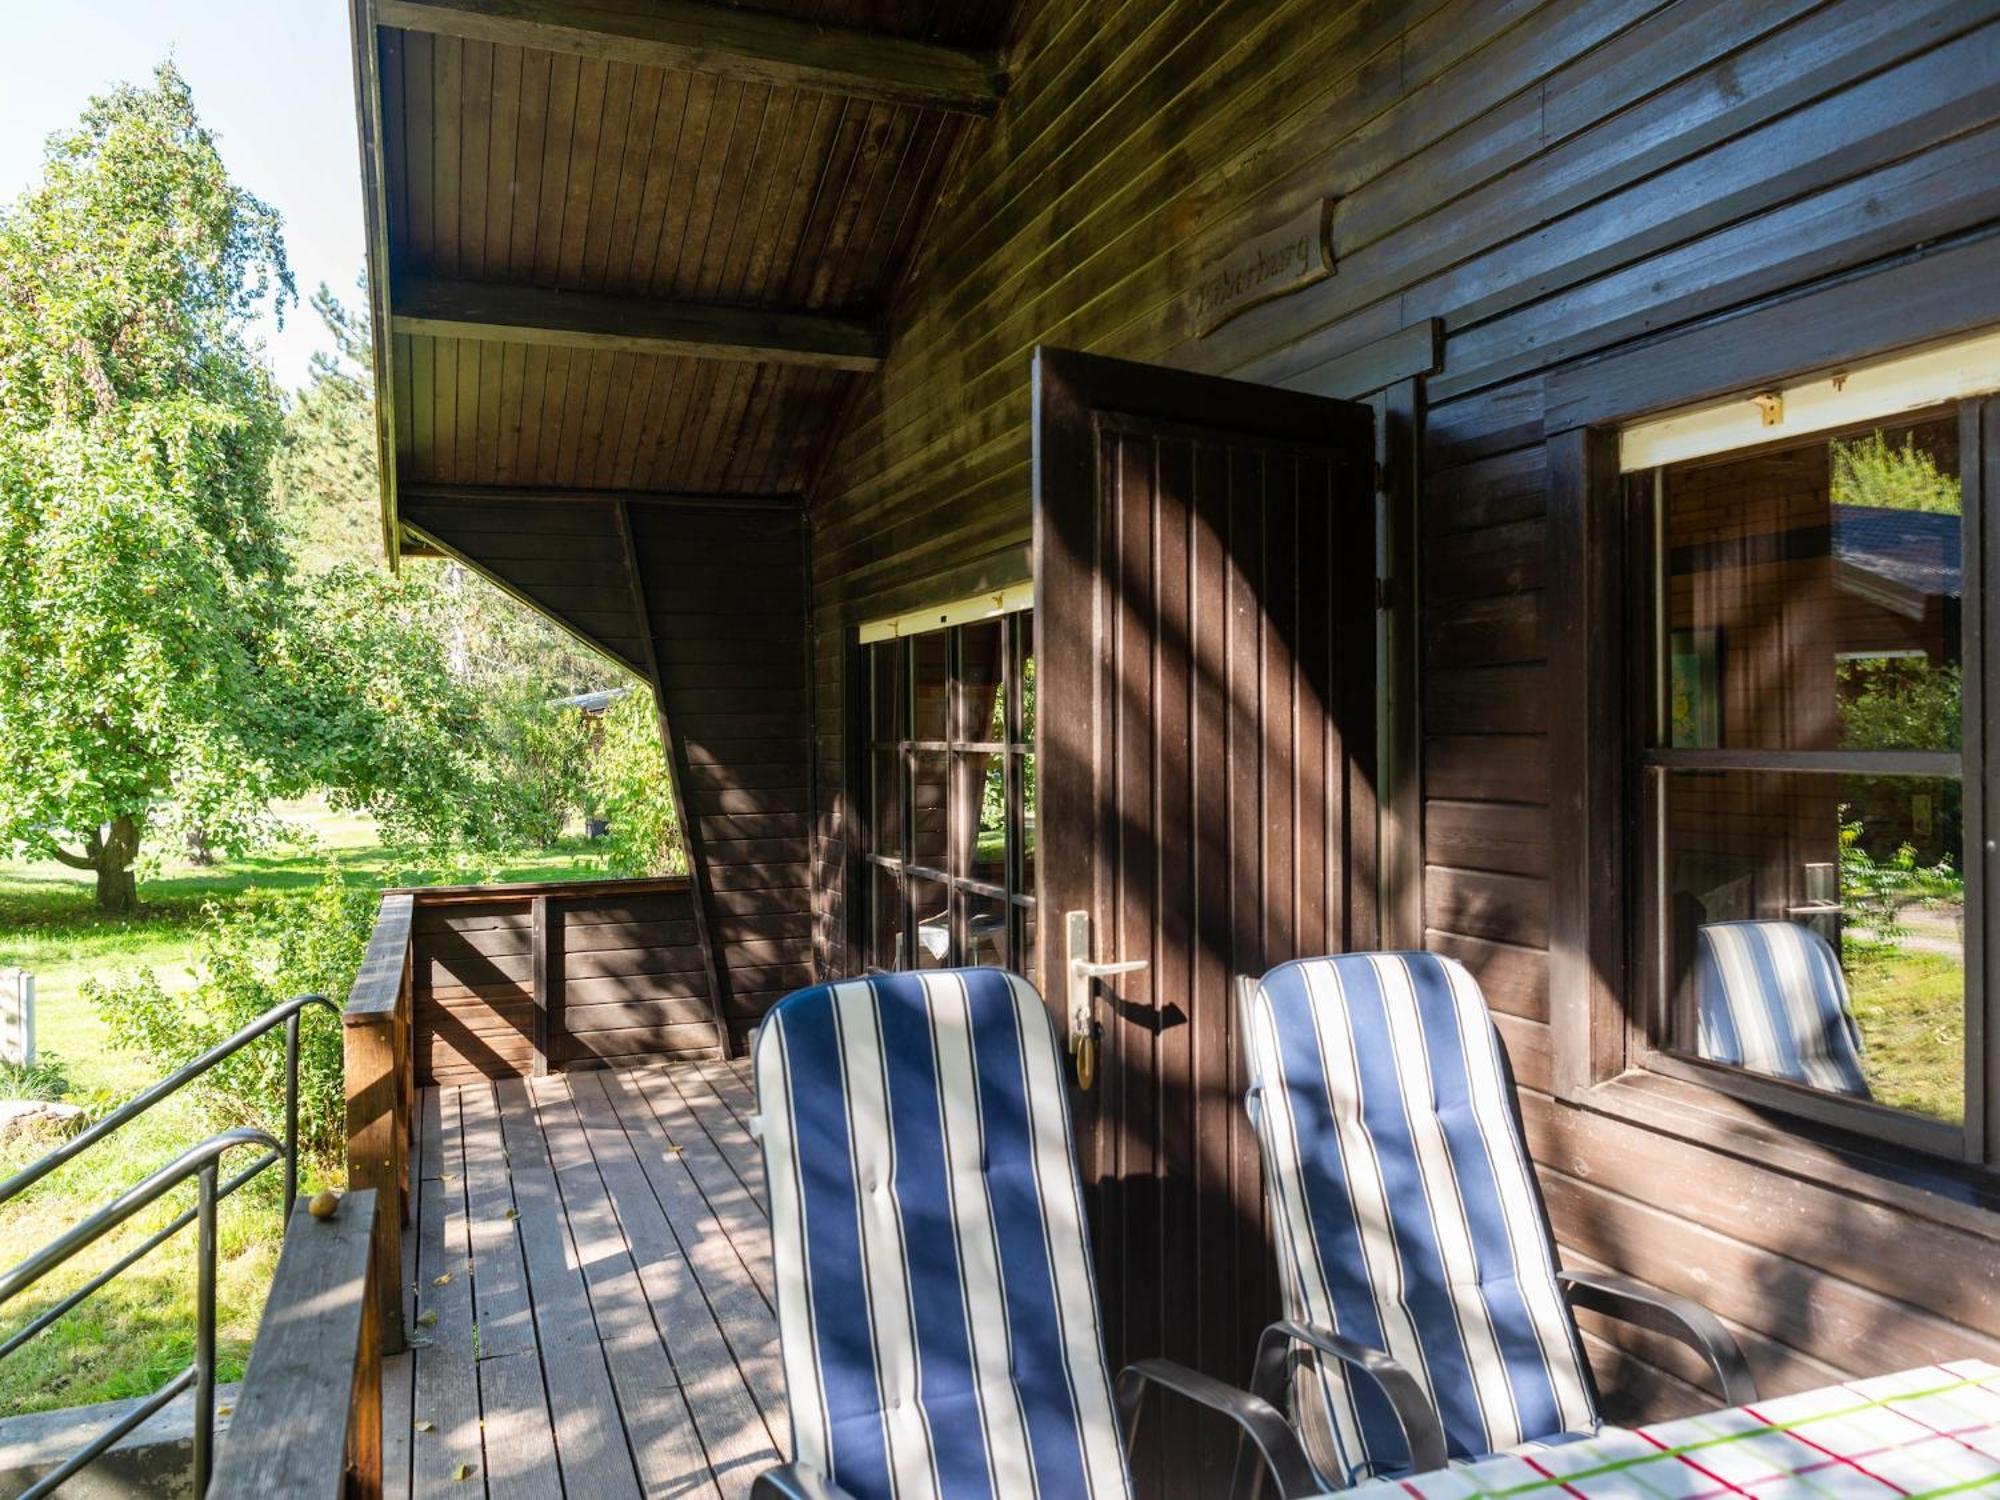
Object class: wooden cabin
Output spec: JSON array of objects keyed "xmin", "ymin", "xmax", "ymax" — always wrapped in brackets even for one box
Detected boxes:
[{"xmin": 330, "ymin": 1, "xmax": 2000, "ymax": 1495}]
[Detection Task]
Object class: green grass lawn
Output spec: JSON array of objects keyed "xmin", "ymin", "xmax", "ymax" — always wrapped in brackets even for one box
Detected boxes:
[
  {"xmin": 1847, "ymin": 942, "xmax": 1967, "ymax": 1123},
  {"xmin": 0, "ymin": 800, "xmax": 609, "ymax": 1416}
]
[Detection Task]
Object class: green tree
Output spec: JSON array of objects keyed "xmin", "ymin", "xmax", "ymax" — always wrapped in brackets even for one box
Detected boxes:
[
  {"xmin": 271, "ymin": 282, "xmax": 380, "ymax": 573},
  {"xmin": 0, "ymin": 65, "xmax": 297, "ymax": 911}
]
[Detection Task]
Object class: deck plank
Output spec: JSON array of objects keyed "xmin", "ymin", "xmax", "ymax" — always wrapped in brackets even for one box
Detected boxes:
[
  {"xmin": 670, "ymin": 1062, "xmax": 767, "ymax": 1211},
  {"xmin": 411, "ymin": 1090, "xmax": 483, "ymax": 1497},
  {"xmin": 494, "ymin": 1078, "xmax": 646, "ymax": 1499},
  {"xmin": 573, "ymin": 1071, "xmax": 785, "ymax": 1427},
  {"xmin": 477, "ymin": 1348, "xmax": 565, "ymax": 1500},
  {"xmin": 384, "ymin": 1093, "xmax": 424, "ymax": 1500},
  {"xmin": 400, "ymin": 1066, "xmax": 786, "ymax": 1498},
  {"xmin": 609, "ymin": 1066, "xmax": 773, "ymax": 1304},
  {"xmin": 530, "ymin": 1076, "xmax": 750, "ymax": 1496},
  {"xmin": 459, "ymin": 1083, "xmax": 537, "ymax": 1360}
]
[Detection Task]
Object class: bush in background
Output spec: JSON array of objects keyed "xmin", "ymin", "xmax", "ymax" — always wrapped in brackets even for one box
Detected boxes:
[
  {"xmin": 587, "ymin": 687, "xmax": 687, "ymax": 878},
  {"xmin": 82, "ymin": 873, "xmax": 371, "ymax": 1162}
]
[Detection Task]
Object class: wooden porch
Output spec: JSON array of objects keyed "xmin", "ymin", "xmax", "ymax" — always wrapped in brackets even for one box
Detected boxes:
[{"xmin": 383, "ymin": 1062, "xmax": 780, "ymax": 1500}]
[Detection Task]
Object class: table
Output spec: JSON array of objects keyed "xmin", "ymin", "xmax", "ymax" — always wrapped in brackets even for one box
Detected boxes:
[{"xmin": 1339, "ymin": 1361, "xmax": 2000, "ymax": 1499}]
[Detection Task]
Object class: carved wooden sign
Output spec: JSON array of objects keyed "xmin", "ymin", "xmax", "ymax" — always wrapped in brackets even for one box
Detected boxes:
[{"xmin": 1193, "ymin": 197, "xmax": 1337, "ymax": 337}]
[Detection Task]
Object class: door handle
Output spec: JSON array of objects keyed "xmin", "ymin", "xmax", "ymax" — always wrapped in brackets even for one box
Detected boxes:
[{"xmin": 1064, "ymin": 911, "xmax": 1148, "ymax": 1090}]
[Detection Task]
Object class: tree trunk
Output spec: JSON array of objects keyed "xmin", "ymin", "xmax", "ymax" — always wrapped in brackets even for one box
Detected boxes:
[{"xmin": 91, "ymin": 816, "xmax": 142, "ymax": 914}]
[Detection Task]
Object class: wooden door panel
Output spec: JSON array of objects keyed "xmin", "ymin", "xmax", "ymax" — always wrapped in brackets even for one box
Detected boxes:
[{"xmin": 1032, "ymin": 348, "xmax": 1378, "ymax": 1498}]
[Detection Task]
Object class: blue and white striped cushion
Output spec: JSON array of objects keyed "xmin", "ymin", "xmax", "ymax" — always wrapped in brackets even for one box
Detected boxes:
[
  {"xmin": 1695, "ymin": 920, "xmax": 1871, "ymax": 1099},
  {"xmin": 1241, "ymin": 953, "xmax": 1600, "ymax": 1487},
  {"xmin": 753, "ymin": 968, "xmax": 1132, "ymax": 1500}
]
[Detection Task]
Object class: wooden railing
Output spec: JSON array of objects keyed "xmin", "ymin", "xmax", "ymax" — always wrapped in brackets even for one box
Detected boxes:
[
  {"xmin": 341, "ymin": 876, "xmax": 727, "ymax": 1356},
  {"xmin": 404, "ymin": 875, "xmax": 720, "ymax": 1084},
  {"xmin": 342, "ymin": 893, "xmax": 413, "ymax": 1357},
  {"xmin": 209, "ymin": 1189, "xmax": 381, "ymax": 1499}
]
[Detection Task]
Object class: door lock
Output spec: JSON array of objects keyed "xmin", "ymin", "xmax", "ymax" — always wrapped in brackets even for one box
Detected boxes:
[{"xmin": 1064, "ymin": 910, "xmax": 1148, "ymax": 1090}]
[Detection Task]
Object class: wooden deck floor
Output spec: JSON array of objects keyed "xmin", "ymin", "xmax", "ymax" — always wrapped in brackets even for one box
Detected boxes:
[{"xmin": 383, "ymin": 1061, "xmax": 784, "ymax": 1500}]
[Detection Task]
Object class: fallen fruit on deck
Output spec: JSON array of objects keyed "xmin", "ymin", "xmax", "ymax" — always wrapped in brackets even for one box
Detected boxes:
[{"xmin": 308, "ymin": 1189, "xmax": 341, "ymax": 1220}]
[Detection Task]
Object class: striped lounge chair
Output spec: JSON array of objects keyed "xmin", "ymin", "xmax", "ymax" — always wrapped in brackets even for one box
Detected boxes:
[
  {"xmin": 1236, "ymin": 952, "xmax": 1757, "ymax": 1489},
  {"xmin": 1695, "ymin": 920, "xmax": 1872, "ymax": 1098},
  {"xmin": 749, "ymin": 967, "xmax": 1319, "ymax": 1500}
]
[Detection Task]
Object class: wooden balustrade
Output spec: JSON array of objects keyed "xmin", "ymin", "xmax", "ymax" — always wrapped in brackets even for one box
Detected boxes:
[
  {"xmin": 342, "ymin": 893, "xmax": 413, "ymax": 1357},
  {"xmin": 209, "ymin": 1189, "xmax": 381, "ymax": 1500},
  {"xmin": 341, "ymin": 876, "xmax": 731, "ymax": 1357},
  {"xmin": 405, "ymin": 875, "xmax": 724, "ymax": 1084}
]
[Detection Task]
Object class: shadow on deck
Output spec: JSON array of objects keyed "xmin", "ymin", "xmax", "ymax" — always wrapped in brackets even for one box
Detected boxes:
[{"xmin": 386, "ymin": 1061, "xmax": 782, "ymax": 1499}]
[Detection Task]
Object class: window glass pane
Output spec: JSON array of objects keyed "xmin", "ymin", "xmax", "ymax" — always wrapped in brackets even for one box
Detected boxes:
[
  {"xmin": 1017, "ymin": 616, "xmax": 1036, "ymax": 745},
  {"xmin": 958, "ymin": 620, "xmax": 1005, "ymax": 743},
  {"xmin": 1661, "ymin": 767, "xmax": 1963, "ymax": 1123},
  {"xmin": 958, "ymin": 751, "xmax": 1006, "ymax": 886},
  {"xmin": 965, "ymin": 890, "xmax": 1009, "ymax": 968},
  {"xmin": 909, "ymin": 875, "xmax": 952, "ymax": 969},
  {"xmin": 911, "ymin": 750, "xmax": 949, "ymax": 870},
  {"xmin": 870, "ymin": 641, "xmax": 900, "ymax": 744},
  {"xmin": 1019, "ymin": 750, "xmax": 1037, "ymax": 892},
  {"xmin": 1659, "ymin": 416, "xmax": 1960, "ymax": 752},
  {"xmin": 869, "ymin": 864, "xmax": 903, "ymax": 971},
  {"xmin": 912, "ymin": 631, "xmax": 949, "ymax": 742},
  {"xmin": 870, "ymin": 749, "xmax": 902, "ymax": 858}
]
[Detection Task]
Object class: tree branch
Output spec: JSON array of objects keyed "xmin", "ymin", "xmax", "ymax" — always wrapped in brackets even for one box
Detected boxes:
[{"xmin": 47, "ymin": 844, "xmax": 96, "ymax": 871}]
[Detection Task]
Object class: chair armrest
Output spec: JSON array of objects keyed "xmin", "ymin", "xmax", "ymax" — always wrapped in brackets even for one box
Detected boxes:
[
  {"xmin": 1253, "ymin": 1320, "xmax": 1449, "ymax": 1477},
  {"xmin": 751, "ymin": 1462, "xmax": 859, "ymax": 1500},
  {"xmin": 1115, "ymin": 1356, "xmax": 1322, "ymax": 1499},
  {"xmin": 1559, "ymin": 1269, "xmax": 1758, "ymax": 1406}
]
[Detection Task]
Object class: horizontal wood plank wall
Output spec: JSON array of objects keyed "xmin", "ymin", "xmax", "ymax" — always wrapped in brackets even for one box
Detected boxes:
[
  {"xmin": 411, "ymin": 880, "xmax": 719, "ymax": 1084},
  {"xmin": 629, "ymin": 503, "xmax": 816, "ymax": 1043},
  {"xmin": 806, "ymin": 0, "xmax": 2000, "ymax": 1428}
]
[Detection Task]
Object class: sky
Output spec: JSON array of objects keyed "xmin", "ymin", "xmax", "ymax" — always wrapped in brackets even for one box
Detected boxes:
[{"xmin": 0, "ymin": 2, "xmax": 367, "ymax": 392}]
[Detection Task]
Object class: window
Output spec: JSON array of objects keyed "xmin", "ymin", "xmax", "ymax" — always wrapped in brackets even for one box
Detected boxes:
[
  {"xmin": 1631, "ymin": 410, "xmax": 1979, "ymax": 1149},
  {"xmin": 857, "ymin": 610, "xmax": 1036, "ymax": 976}
]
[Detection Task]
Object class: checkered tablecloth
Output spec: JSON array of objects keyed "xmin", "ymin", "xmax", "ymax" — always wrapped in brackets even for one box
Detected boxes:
[{"xmin": 1339, "ymin": 1361, "xmax": 2000, "ymax": 1500}]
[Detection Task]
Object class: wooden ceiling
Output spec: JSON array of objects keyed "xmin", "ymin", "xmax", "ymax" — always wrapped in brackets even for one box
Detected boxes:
[{"xmin": 350, "ymin": 0, "xmax": 1014, "ymax": 557}]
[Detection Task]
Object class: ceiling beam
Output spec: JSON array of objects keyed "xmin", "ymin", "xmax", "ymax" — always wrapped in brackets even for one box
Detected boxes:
[
  {"xmin": 374, "ymin": 0, "xmax": 1003, "ymax": 116},
  {"xmin": 390, "ymin": 275, "xmax": 886, "ymax": 371},
  {"xmin": 400, "ymin": 483, "xmax": 805, "ymax": 511}
]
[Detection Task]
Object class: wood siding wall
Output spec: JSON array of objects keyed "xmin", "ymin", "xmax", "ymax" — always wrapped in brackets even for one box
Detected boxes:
[
  {"xmin": 807, "ymin": 0, "xmax": 2000, "ymax": 1424},
  {"xmin": 627, "ymin": 503, "xmax": 817, "ymax": 1040}
]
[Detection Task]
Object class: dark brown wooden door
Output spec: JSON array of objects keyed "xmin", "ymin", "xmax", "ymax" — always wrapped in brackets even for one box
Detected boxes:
[{"xmin": 1031, "ymin": 346, "xmax": 1379, "ymax": 1498}]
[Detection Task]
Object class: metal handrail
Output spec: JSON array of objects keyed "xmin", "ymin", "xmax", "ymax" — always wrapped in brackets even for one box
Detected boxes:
[
  {"xmin": 0, "ymin": 990, "xmax": 338, "ymax": 1496},
  {"xmin": 0, "ymin": 990, "xmax": 336, "ymax": 1216},
  {"xmin": 0, "ymin": 1127, "xmax": 278, "ymax": 1499}
]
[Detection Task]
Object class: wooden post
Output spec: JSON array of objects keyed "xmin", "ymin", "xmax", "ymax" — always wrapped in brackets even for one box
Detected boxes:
[
  {"xmin": 531, "ymin": 894, "xmax": 551, "ymax": 1075},
  {"xmin": 208, "ymin": 1189, "xmax": 382, "ymax": 1500},
  {"xmin": 344, "ymin": 893, "xmax": 413, "ymax": 1356}
]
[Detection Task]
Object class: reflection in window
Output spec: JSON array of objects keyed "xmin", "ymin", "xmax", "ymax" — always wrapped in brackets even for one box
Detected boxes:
[
  {"xmin": 859, "ymin": 610, "xmax": 1036, "ymax": 976},
  {"xmin": 1644, "ymin": 415, "xmax": 1966, "ymax": 1125}
]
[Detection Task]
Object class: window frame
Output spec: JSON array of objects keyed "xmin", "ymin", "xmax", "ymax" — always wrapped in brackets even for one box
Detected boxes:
[
  {"xmin": 852, "ymin": 608, "xmax": 1036, "ymax": 976},
  {"xmin": 1620, "ymin": 407, "xmax": 1982, "ymax": 1162},
  {"xmin": 1547, "ymin": 354, "xmax": 2000, "ymax": 1175}
]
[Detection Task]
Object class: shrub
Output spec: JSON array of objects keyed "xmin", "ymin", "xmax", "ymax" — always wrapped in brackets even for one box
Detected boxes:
[
  {"xmin": 83, "ymin": 873, "xmax": 373, "ymax": 1162},
  {"xmin": 585, "ymin": 687, "xmax": 686, "ymax": 877},
  {"xmin": 0, "ymin": 1053, "xmax": 71, "ymax": 1103},
  {"xmin": 1839, "ymin": 809, "xmax": 1961, "ymax": 959}
]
